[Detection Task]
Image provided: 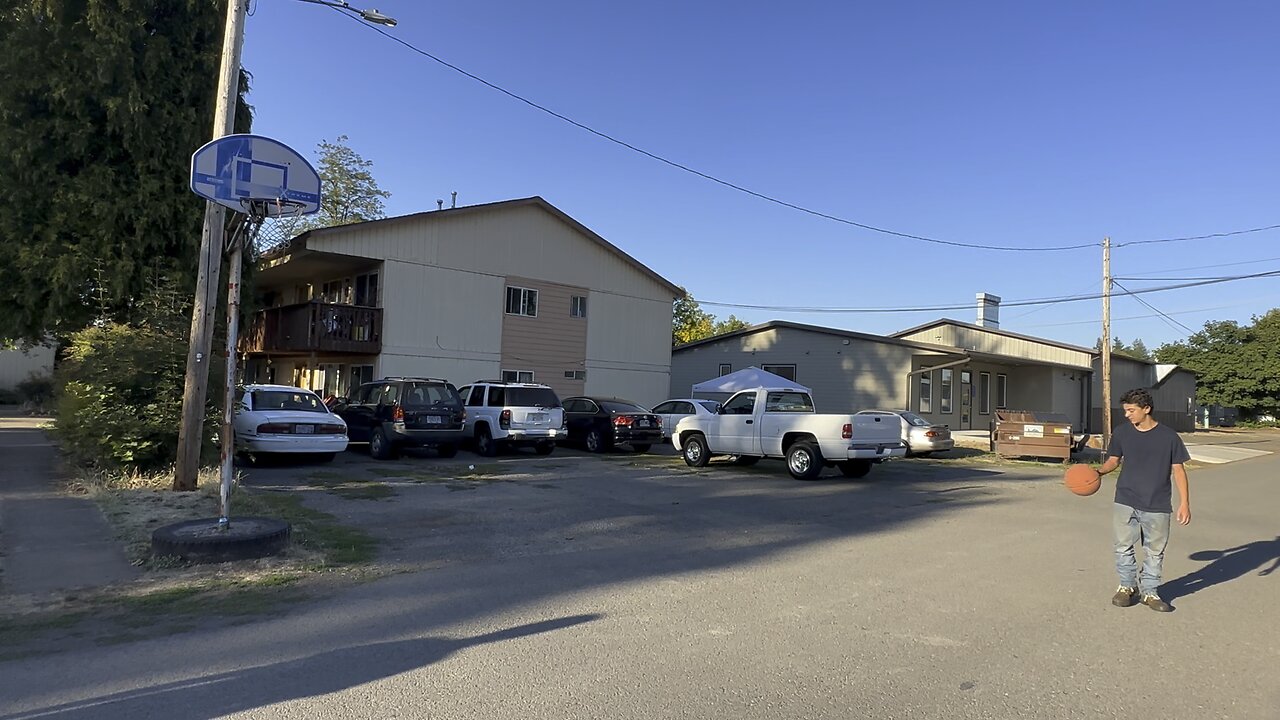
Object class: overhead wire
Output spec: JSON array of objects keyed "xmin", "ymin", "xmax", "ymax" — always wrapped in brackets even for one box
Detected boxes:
[
  {"xmin": 1111, "ymin": 280, "xmax": 1198, "ymax": 336},
  {"xmin": 323, "ymin": 8, "xmax": 1280, "ymax": 255},
  {"xmin": 1116, "ymin": 255, "xmax": 1280, "ymax": 277},
  {"xmin": 696, "ymin": 268, "xmax": 1280, "ymax": 314}
]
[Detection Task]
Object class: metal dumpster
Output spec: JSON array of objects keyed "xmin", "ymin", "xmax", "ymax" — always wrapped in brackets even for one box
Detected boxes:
[{"xmin": 990, "ymin": 410, "xmax": 1074, "ymax": 462}]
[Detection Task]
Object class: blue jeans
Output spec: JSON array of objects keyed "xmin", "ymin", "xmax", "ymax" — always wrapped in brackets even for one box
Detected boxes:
[{"xmin": 1113, "ymin": 502, "xmax": 1171, "ymax": 597}]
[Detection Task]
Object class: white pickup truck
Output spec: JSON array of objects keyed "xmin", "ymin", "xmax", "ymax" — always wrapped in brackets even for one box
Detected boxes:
[{"xmin": 671, "ymin": 387, "xmax": 906, "ymax": 480}]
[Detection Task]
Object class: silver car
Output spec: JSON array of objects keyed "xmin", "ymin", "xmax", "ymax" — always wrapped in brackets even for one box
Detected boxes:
[
  {"xmin": 855, "ymin": 409, "xmax": 954, "ymax": 457},
  {"xmin": 651, "ymin": 398, "xmax": 721, "ymax": 441}
]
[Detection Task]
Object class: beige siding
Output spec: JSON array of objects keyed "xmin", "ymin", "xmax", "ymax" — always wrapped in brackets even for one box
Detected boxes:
[
  {"xmin": 376, "ymin": 260, "xmax": 504, "ymax": 385},
  {"xmin": 0, "ymin": 344, "xmax": 55, "ymax": 390},
  {"xmin": 585, "ymin": 291, "xmax": 673, "ymax": 408},
  {"xmin": 501, "ymin": 277, "xmax": 588, "ymax": 400},
  {"xmin": 309, "ymin": 204, "xmax": 674, "ymax": 305},
  {"xmin": 900, "ymin": 324, "xmax": 1091, "ymax": 368}
]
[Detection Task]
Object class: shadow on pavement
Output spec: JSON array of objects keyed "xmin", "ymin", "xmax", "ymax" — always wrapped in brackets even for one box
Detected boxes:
[
  {"xmin": 1161, "ymin": 536, "xmax": 1280, "ymax": 601},
  {"xmin": 0, "ymin": 614, "xmax": 601, "ymax": 720}
]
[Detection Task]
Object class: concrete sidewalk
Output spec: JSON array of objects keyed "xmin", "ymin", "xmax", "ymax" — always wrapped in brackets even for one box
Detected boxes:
[{"xmin": 0, "ymin": 413, "xmax": 137, "ymax": 596}]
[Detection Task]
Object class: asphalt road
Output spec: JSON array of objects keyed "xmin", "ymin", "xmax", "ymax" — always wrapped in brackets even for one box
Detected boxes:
[{"xmin": 2, "ymin": 440, "xmax": 1277, "ymax": 720}]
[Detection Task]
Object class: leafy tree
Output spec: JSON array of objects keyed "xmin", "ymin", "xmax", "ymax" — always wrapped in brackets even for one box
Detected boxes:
[
  {"xmin": 713, "ymin": 315, "xmax": 750, "ymax": 335},
  {"xmin": 1093, "ymin": 336, "xmax": 1152, "ymax": 360},
  {"xmin": 261, "ymin": 135, "xmax": 391, "ymax": 249},
  {"xmin": 0, "ymin": 0, "xmax": 252, "ymax": 345},
  {"xmin": 1156, "ymin": 309, "xmax": 1280, "ymax": 415},
  {"xmin": 673, "ymin": 288, "xmax": 715, "ymax": 346},
  {"xmin": 672, "ymin": 290, "xmax": 754, "ymax": 345}
]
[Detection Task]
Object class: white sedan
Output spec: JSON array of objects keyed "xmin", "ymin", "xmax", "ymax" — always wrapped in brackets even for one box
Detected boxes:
[
  {"xmin": 233, "ymin": 384, "xmax": 349, "ymax": 463},
  {"xmin": 651, "ymin": 398, "xmax": 721, "ymax": 441}
]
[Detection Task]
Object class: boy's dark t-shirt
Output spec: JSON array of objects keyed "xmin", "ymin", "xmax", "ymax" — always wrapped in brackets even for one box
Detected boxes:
[{"xmin": 1107, "ymin": 422, "xmax": 1190, "ymax": 513}]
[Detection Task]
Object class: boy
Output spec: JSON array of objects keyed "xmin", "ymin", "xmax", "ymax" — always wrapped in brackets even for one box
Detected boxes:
[{"xmin": 1096, "ymin": 388, "xmax": 1191, "ymax": 612}]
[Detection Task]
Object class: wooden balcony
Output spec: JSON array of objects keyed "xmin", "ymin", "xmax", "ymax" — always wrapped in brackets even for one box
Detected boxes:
[{"xmin": 242, "ymin": 301, "xmax": 382, "ymax": 355}]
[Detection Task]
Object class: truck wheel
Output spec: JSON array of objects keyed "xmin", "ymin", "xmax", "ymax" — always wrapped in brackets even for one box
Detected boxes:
[
  {"xmin": 838, "ymin": 460, "xmax": 872, "ymax": 478},
  {"xmin": 731, "ymin": 455, "xmax": 760, "ymax": 466},
  {"xmin": 370, "ymin": 428, "xmax": 398, "ymax": 460},
  {"xmin": 787, "ymin": 442, "xmax": 824, "ymax": 480},
  {"xmin": 475, "ymin": 426, "xmax": 497, "ymax": 457},
  {"xmin": 682, "ymin": 434, "xmax": 710, "ymax": 467}
]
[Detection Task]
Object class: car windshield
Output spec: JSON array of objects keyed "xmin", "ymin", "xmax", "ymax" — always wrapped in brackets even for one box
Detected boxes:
[
  {"xmin": 251, "ymin": 390, "xmax": 327, "ymax": 413},
  {"xmin": 695, "ymin": 400, "xmax": 720, "ymax": 413},
  {"xmin": 401, "ymin": 383, "xmax": 461, "ymax": 408},
  {"xmin": 602, "ymin": 400, "xmax": 648, "ymax": 413},
  {"xmin": 506, "ymin": 387, "xmax": 561, "ymax": 408},
  {"xmin": 900, "ymin": 412, "xmax": 931, "ymax": 427}
]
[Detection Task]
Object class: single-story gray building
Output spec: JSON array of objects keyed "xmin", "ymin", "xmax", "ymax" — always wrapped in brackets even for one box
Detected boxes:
[{"xmin": 671, "ymin": 295, "xmax": 1197, "ymax": 433}]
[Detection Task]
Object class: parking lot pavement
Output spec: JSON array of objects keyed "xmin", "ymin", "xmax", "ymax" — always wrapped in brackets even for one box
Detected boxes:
[{"xmin": 15, "ymin": 442, "xmax": 1268, "ymax": 719}]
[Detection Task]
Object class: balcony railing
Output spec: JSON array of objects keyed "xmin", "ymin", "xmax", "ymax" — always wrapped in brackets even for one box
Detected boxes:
[{"xmin": 242, "ymin": 301, "xmax": 382, "ymax": 355}]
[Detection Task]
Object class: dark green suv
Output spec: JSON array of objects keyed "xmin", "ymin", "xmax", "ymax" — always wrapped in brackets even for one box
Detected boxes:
[{"xmin": 333, "ymin": 378, "xmax": 466, "ymax": 459}]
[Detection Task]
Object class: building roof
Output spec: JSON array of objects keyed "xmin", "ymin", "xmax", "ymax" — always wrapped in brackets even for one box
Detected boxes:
[
  {"xmin": 270, "ymin": 196, "xmax": 682, "ymax": 297},
  {"xmin": 673, "ymin": 320, "xmax": 968, "ymax": 355},
  {"xmin": 891, "ymin": 318, "xmax": 1097, "ymax": 355}
]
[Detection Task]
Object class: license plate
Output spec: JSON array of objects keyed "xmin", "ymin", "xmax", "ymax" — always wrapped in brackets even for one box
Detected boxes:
[
  {"xmin": 424, "ymin": 416, "xmax": 443, "ymax": 425},
  {"xmin": 528, "ymin": 413, "xmax": 548, "ymax": 423},
  {"xmin": 295, "ymin": 424, "xmax": 314, "ymax": 434},
  {"xmin": 637, "ymin": 419, "xmax": 650, "ymax": 428}
]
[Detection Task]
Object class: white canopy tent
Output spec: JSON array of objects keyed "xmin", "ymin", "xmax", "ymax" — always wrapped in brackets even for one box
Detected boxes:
[{"xmin": 691, "ymin": 366, "xmax": 811, "ymax": 395}]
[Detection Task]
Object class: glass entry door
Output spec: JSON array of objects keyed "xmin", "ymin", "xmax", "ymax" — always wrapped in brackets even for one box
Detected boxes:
[{"xmin": 961, "ymin": 370, "xmax": 973, "ymax": 429}]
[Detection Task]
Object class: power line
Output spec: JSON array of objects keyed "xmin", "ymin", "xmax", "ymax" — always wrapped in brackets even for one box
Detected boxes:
[
  {"xmin": 1006, "ymin": 279, "xmax": 1098, "ymax": 320},
  {"xmin": 1116, "ymin": 255, "xmax": 1280, "ymax": 277},
  {"xmin": 327, "ymin": 9, "xmax": 1280, "ymax": 255},
  {"xmin": 1112, "ymin": 280, "xmax": 1198, "ymax": 336},
  {"xmin": 1022, "ymin": 300, "xmax": 1264, "ymax": 329},
  {"xmin": 1114, "ymin": 224, "xmax": 1280, "ymax": 249},
  {"xmin": 697, "ymin": 268, "xmax": 1280, "ymax": 314}
]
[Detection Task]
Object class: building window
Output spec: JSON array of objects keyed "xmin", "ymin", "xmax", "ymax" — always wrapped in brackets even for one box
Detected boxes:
[
  {"xmin": 940, "ymin": 368, "xmax": 954, "ymax": 414},
  {"xmin": 761, "ymin": 364, "xmax": 796, "ymax": 381},
  {"xmin": 505, "ymin": 286, "xmax": 538, "ymax": 317},
  {"xmin": 321, "ymin": 279, "xmax": 346, "ymax": 304},
  {"xmin": 718, "ymin": 363, "xmax": 732, "ymax": 376},
  {"xmin": 570, "ymin": 295, "xmax": 587, "ymax": 318},
  {"xmin": 979, "ymin": 372, "xmax": 991, "ymax": 415},
  {"xmin": 354, "ymin": 272, "xmax": 379, "ymax": 307},
  {"xmin": 564, "ymin": 370, "xmax": 586, "ymax": 380},
  {"xmin": 347, "ymin": 365, "xmax": 374, "ymax": 397},
  {"xmin": 502, "ymin": 369, "xmax": 534, "ymax": 383},
  {"xmin": 996, "ymin": 373, "xmax": 1008, "ymax": 409},
  {"xmin": 919, "ymin": 368, "xmax": 932, "ymax": 414}
]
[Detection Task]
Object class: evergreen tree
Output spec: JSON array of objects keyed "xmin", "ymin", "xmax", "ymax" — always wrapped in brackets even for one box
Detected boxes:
[{"xmin": 0, "ymin": 0, "xmax": 251, "ymax": 344}]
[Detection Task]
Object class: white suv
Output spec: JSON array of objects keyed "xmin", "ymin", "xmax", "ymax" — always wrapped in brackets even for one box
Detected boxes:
[{"xmin": 456, "ymin": 381, "xmax": 565, "ymax": 456}]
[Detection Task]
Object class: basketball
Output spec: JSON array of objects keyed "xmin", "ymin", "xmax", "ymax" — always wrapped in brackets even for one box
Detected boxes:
[{"xmin": 1064, "ymin": 463, "xmax": 1101, "ymax": 496}]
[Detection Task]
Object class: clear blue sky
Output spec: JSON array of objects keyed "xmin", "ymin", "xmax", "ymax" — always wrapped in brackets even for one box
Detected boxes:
[{"xmin": 241, "ymin": 1, "xmax": 1280, "ymax": 350}]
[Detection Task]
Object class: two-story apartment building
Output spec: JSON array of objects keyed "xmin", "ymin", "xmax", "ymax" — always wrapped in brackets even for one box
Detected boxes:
[{"xmin": 242, "ymin": 197, "xmax": 681, "ymax": 407}]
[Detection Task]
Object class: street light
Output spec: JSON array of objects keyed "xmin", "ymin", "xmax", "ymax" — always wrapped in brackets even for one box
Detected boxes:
[
  {"xmin": 296, "ymin": 0, "xmax": 398, "ymax": 26},
  {"xmin": 175, "ymin": 0, "xmax": 398, "ymax": 491}
]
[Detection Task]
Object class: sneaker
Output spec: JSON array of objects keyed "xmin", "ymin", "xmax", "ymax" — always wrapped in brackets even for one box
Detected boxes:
[
  {"xmin": 1140, "ymin": 594, "xmax": 1173, "ymax": 612},
  {"xmin": 1112, "ymin": 586, "xmax": 1137, "ymax": 607}
]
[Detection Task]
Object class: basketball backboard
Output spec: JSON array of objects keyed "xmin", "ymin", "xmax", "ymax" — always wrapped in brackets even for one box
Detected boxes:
[{"xmin": 190, "ymin": 134, "xmax": 321, "ymax": 217}]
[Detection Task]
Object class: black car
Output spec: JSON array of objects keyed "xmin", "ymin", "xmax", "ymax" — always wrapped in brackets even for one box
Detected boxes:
[
  {"xmin": 333, "ymin": 377, "xmax": 466, "ymax": 459},
  {"xmin": 561, "ymin": 396, "xmax": 663, "ymax": 453}
]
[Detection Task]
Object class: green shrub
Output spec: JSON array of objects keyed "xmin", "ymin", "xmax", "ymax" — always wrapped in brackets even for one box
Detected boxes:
[
  {"xmin": 16, "ymin": 373, "xmax": 54, "ymax": 403},
  {"xmin": 53, "ymin": 322, "xmax": 222, "ymax": 471}
]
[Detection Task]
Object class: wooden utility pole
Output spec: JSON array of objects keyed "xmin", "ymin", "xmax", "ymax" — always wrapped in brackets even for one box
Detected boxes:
[
  {"xmin": 174, "ymin": 0, "xmax": 248, "ymax": 491},
  {"xmin": 1101, "ymin": 236, "xmax": 1113, "ymax": 452}
]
